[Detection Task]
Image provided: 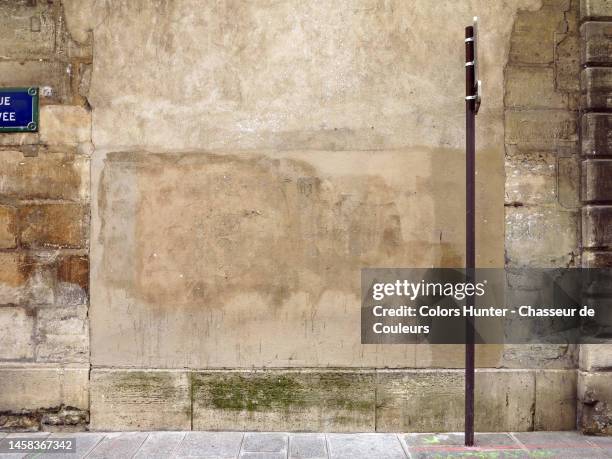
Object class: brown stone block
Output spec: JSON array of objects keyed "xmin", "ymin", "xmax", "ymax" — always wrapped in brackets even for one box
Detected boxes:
[
  {"xmin": 583, "ymin": 250, "xmax": 612, "ymax": 267},
  {"xmin": 578, "ymin": 370, "xmax": 612, "ymax": 435},
  {"xmin": 581, "ymin": 67, "xmax": 612, "ymax": 110},
  {"xmin": 582, "ymin": 159, "xmax": 612, "ymax": 202},
  {"xmin": 505, "ymin": 152, "xmax": 557, "ymax": 206},
  {"xmin": 583, "ymin": 205, "xmax": 612, "ymax": 248},
  {"xmin": 0, "ymin": 367, "xmax": 89, "ymax": 412},
  {"xmin": 39, "ymin": 105, "xmax": 91, "ymax": 146},
  {"xmin": 555, "ymin": 33, "xmax": 580, "ymax": 93},
  {"xmin": 193, "ymin": 370, "xmax": 376, "ymax": 432},
  {"xmin": 580, "ymin": 344, "xmax": 612, "ymax": 371},
  {"xmin": 506, "ymin": 206, "xmax": 579, "ymax": 267},
  {"xmin": 19, "ymin": 203, "xmax": 88, "ymax": 249},
  {"xmin": 375, "ymin": 370, "xmax": 534, "ymax": 432},
  {"xmin": 89, "ymin": 369, "xmax": 195, "ymax": 431},
  {"xmin": 0, "ymin": 150, "xmax": 88, "ymax": 201},
  {"xmin": 0, "ymin": 2, "xmax": 58, "ymax": 60},
  {"xmin": 0, "ymin": 306, "xmax": 35, "ymax": 360},
  {"xmin": 505, "ymin": 67, "xmax": 566, "ymax": 109},
  {"xmin": 509, "ymin": 5, "xmax": 564, "ymax": 65},
  {"xmin": 505, "ymin": 110, "xmax": 577, "ymax": 151},
  {"xmin": 0, "ymin": 205, "xmax": 18, "ymax": 249},
  {"xmin": 0, "ymin": 60, "xmax": 72, "ymax": 104},
  {"xmin": 581, "ymin": 22, "xmax": 612, "ymax": 65},
  {"xmin": 0, "ymin": 253, "xmax": 29, "ymax": 304},
  {"xmin": 581, "ymin": 113, "xmax": 612, "ymax": 157},
  {"xmin": 57, "ymin": 255, "xmax": 89, "ymax": 293},
  {"xmin": 581, "ymin": 0, "xmax": 612, "ymax": 20},
  {"xmin": 534, "ymin": 370, "xmax": 577, "ymax": 430}
]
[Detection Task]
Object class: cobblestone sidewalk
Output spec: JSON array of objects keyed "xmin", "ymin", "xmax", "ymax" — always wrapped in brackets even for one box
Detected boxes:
[{"xmin": 0, "ymin": 431, "xmax": 611, "ymax": 458}]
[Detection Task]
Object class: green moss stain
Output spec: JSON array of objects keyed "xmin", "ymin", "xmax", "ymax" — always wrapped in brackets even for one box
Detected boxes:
[
  {"xmin": 195, "ymin": 374, "xmax": 304, "ymax": 412},
  {"xmin": 192, "ymin": 372, "xmax": 375, "ymax": 414}
]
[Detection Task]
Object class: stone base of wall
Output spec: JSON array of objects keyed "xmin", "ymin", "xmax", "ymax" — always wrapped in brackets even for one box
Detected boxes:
[
  {"xmin": 88, "ymin": 368, "xmax": 576, "ymax": 433},
  {"xmin": 0, "ymin": 365, "xmax": 89, "ymax": 432}
]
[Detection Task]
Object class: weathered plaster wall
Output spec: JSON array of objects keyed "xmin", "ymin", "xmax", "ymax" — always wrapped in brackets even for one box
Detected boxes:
[{"xmin": 85, "ymin": 0, "xmax": 537, "ymax": 372}]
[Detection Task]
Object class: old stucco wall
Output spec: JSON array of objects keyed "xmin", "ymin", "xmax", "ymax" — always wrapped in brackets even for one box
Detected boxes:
[{"xmin": 84, "ymin": 0, "xmax": 531, "ymax": 372}]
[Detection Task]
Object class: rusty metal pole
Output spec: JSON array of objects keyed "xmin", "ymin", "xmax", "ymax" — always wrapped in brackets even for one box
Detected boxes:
[{"xmin": 464, "ymin": 21, "xmax": 477, "ymax": 447}]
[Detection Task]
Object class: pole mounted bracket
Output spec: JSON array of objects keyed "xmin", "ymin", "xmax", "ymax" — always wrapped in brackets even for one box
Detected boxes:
[{"xmin": 472, "ymin": 17, "xmax": 482, "ymax": 114}]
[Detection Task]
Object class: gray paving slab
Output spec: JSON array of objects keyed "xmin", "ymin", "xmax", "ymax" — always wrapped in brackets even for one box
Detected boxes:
[
  {"xmin": 133, "ymin": 431, "xmax": 186, "ymax": 459},
  {"xmin": 241, "ymin": 433, "xmax": 287, "ymax": 453},
  {"xmin": 513, "ymin": 431, "xmax": 610, "ymax": 459},
  {"xmin": 86, "ymin": 432, "xmax": 148, "ymax": 459},
  {"xmin": 175, "ymin": 431, "xmax": 244, "ymax": 459},
  {"xmin": 402, "ymin": 433, "xmax": 529, "ymax": 459},
  {"xmin": 289, "ymin": 434, "xmax": 327, "ymax": 459},
  {"xmin": 26, "ymin": 433, "xmax": 105, "ymax": 459},
  {"xmin": 326, "ymin": 433, "xmax": 406, "ymax": 459},
  {"xmin": 585, "ymin": 435, "xmax": 612, "ymax": 452},
  {"xmin": 239, "ymin": 454, "xmax": 286, "ymax": 459}
]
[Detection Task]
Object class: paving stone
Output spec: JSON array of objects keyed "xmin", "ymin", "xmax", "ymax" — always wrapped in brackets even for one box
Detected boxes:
[
  {"xmin": 402, "ymin": 432, "xmax": 527, "ymax": 458},
  {"xmin": 241, "ymin": 433, "xmax": 287, "ymax": 453},
  {"xmin": 326, "ymin": 433, "xmax": 405, "ymax": 459},
  {"xmin": 585, "ymin": 435, "xmax": 612, "ymax": 450},
  {"xmin": 133, "ymin": 432, "xmax": 185, "ymax": 459},
  {"xmin": 289, "ymin": 434, "xmax": 327, "ymax": 459},
  {"xmin": 86, "ymin": 432, "xmax": 148, "ymax": 459},
  {"xmin": 239, "ymin": 453, "xmax": 286, "ymax": 459},
  {"xmin": 26, "ymin": 433, "xmax": 105, "ymax": 459},
  {"xmin": 174, "ymin": 432, "xmax": 244, "ymax": 458},
  {"xmin": 475, "ymin": 433, "xmax": 521, "ymax": 447},
  {"xmin": 514, "ymin": 431, "xmax": 610, "ymax": 458}
]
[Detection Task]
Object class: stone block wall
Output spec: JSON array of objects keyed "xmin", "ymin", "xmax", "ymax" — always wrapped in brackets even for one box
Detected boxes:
[
  {"xmin": 578, "ymin": 0, "xmax": 612, "ymax": 435},
  {"xmin": 0, "ymin": 0, "xmax": 91, "ymax": 431}
]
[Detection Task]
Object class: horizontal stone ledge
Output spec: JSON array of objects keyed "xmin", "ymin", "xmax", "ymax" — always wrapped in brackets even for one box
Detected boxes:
[
  {"xmin": 581, "ymin": 22, "xmax": 612, "ymax": 65},
  {"xmin": 580, "ymin": 344, "xmax": 612, "ymax": 371},
  {"xmin": 0, "ymin": 367, "xmax": 89, "ymax": 412},
  {"xmin": 582, "ymin": 159, "xmax": 612, "ymax": 202},
  {"xmin": 583, "ymin": 250, "xmax": 612, "ymax": 267},
  {"xmin": 581, "ymin": 67, "xmax": 612, "ymax": 110},
  {"xmin": 583, "ymin": 205, "xmax": 612, "ymax": 248},
  {"xmin": 581, "ymin": 0, "xmax": 612, "ymax": 21},
  {"xmin": 88, "ymin": 368, "xmax": 577, "ymax": 433},
  {"xmin": 582, "ymin": 113, "xmax": 612, "ymax": 156}
]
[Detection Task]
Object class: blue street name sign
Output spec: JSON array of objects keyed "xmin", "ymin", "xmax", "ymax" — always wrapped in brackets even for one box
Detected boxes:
[{"xmin": 0, "ymin": 87, "xmax": 39, "ymax": 132}]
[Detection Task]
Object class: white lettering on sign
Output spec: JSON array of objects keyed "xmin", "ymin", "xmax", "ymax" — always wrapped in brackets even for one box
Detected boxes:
[
  {"xmin": 0, "ymin": 97, "xmax": 11, "ymax": 106},
  {"xmin": 0, "ymin": 112, "xmax": 16, "ymax": 121}
]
